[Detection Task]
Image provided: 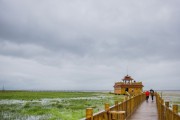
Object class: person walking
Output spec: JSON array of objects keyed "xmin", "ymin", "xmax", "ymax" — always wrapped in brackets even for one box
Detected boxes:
[
  {"xmin": 145, "ymin": 91, "xmax": 150, "ymax": 102},
  {"xmin": 150, "ymin": 89, "xmax": 155, "ymax": 101}
]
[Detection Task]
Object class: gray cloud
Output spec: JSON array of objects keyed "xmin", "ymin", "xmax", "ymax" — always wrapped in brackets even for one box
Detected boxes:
[{"xmin": 0, "ymin": 0, "xmax": 180, "ymax": 90}]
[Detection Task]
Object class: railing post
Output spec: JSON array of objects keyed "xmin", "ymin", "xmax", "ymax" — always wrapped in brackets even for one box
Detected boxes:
[
  {"xmin": 129, "ymin": 96, "xmax": 132, "ymax": 116},
  {"xmin": 132, "ymin": 96, "xmax": 134, "ymax": 114},
  {"xmin": 105, "ymin": 103, "xmax": 109, "ymax": 120},
  {"xmin": 165, "ymin": 101, "xmax": 169, "ymax": 120},
  {"xmin": 112, "ymin": 101, "xmax": 118, "ymax": 119},
  {"xmin": 105, "ymin": 103, "xmax": 110, "ymax": 111},
  {"xmin": 115, "ymin": 101, "xmax": 119, "ymax": 110},
  {"xmin": 130, "ymin": 96, "xmax": 132, "ymax": 115},
  {"xmin": 173, "ymin": 105, "xmax": 178, "ymax": 120},
  {"xmin": 165, "ymin": 101, "xmax": 169, "ymax": 107},
  {"xmin": 158, "ymin": 97, "xmax": 161, "ymax": 120},
  {"xmin": 173, "ymin": 105, "xmax": 178, "ymax": 113},
  {"xmin": 156, "ymin": 94, "xmax": 159, "ymax": 120},
  {"xmin": 86, "ymin": 108, "xmax": 93, "ymax": 119},
  {"xmin": 124, "ymin": 96, "xmax": 128, "ymax": 117},
  {"xmin": 124, "ymin": 96, "xmax": 128, "ymax": 101},
  {"xmin": 162, "ymin": 99, "xmax": 164, "ymax": 120}
]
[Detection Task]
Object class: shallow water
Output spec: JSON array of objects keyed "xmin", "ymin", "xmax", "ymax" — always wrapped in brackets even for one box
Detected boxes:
[
  {"xmin": 160, "ymin": 90, "xmax": 180, "ymax": 107},
  {"xmin": 0, "ymin": 95, "xmax": 110, "ymax": 105}
]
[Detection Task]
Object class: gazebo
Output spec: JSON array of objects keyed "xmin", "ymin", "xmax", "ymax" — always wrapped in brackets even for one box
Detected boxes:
[{"xmin": 114, "ymin": 75, "xmax": 144, "ymax": 95}]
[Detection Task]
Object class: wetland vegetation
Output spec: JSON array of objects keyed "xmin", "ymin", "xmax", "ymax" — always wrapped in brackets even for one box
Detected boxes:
[{"xmin": 0, "ymin": 91, "xmax": 124, "ymax": 120}]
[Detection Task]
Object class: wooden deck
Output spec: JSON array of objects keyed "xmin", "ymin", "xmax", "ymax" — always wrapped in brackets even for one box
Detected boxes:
[{"xmin": 127, "ymin": 97, "xmax": 158, "ymax": 120}]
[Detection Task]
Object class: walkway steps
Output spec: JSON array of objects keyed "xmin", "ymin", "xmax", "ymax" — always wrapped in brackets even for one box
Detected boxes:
[{"xmin": 128, "ymin": 97, "xmax": 158, "ymax": 120}]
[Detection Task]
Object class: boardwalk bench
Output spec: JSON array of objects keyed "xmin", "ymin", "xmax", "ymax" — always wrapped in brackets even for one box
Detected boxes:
[{"xmin": 108, "ymin": 111, "xmax": 126, "ymax": 120}]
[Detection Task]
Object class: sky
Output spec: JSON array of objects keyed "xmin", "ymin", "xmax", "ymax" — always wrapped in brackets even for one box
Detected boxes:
[{"xmin": 0, "ymin": 0, "xmax": 180, "ymax": 91}]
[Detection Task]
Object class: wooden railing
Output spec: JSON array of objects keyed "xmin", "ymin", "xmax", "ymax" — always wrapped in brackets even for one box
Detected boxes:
[
  {"xmin": 81, "ymin": 93, "xmax": 145, "ymax": 120},
  {"xmin": 156, "ymin": 93, "xmax": 180, "ymax": 120}
]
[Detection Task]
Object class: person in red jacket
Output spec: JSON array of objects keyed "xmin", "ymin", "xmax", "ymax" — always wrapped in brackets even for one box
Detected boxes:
[{"xmin": 145, "ymin": 91, "xmax": 150, "ymax": 102}]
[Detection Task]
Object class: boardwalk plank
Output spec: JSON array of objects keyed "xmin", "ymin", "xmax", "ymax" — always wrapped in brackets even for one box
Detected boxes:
[{"xmin": 128, "ymin": 97, "xmax": 158, "ymax": 120}]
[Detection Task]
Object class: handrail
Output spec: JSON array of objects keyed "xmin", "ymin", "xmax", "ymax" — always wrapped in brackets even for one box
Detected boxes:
[
  {"xmin": 81, "ymin": 93, "xmax": 146, "ymax": 120},
  {"xmin": 156, "ymin": 93, "xmax": 180, "ymax": 120}
]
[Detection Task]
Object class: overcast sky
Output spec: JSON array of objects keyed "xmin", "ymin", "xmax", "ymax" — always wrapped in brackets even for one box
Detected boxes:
[{"xmin": 0, "ymin": 0, "xmax": 180, "ymax": 91}]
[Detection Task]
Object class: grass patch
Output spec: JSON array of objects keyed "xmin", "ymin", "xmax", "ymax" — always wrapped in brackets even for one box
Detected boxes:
[{"xmin": 22, "ymin": 106, "xmax": 50, "ymax": 115}]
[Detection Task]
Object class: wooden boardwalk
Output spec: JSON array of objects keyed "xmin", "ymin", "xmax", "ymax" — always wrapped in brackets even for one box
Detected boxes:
[{"xmin": 128, "ymin": 97, "xmax": 158, "ymax": 120}]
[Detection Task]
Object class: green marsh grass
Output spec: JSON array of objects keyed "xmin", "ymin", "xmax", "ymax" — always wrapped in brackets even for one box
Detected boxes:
[{"xmin": 0, "ymin": 91, "xmax": 124, "ymax": 120}]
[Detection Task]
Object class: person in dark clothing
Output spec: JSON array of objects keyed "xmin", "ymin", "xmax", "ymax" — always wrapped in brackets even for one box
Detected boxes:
[{"xmin": 150, "ymin": 89, "xmax": 154, "ymax": 101}]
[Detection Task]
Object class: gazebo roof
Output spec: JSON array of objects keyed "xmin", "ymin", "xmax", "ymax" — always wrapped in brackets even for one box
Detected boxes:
[{"xmin": 122, "ymin": 75, "xmax": 133, "ymax": 81}]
